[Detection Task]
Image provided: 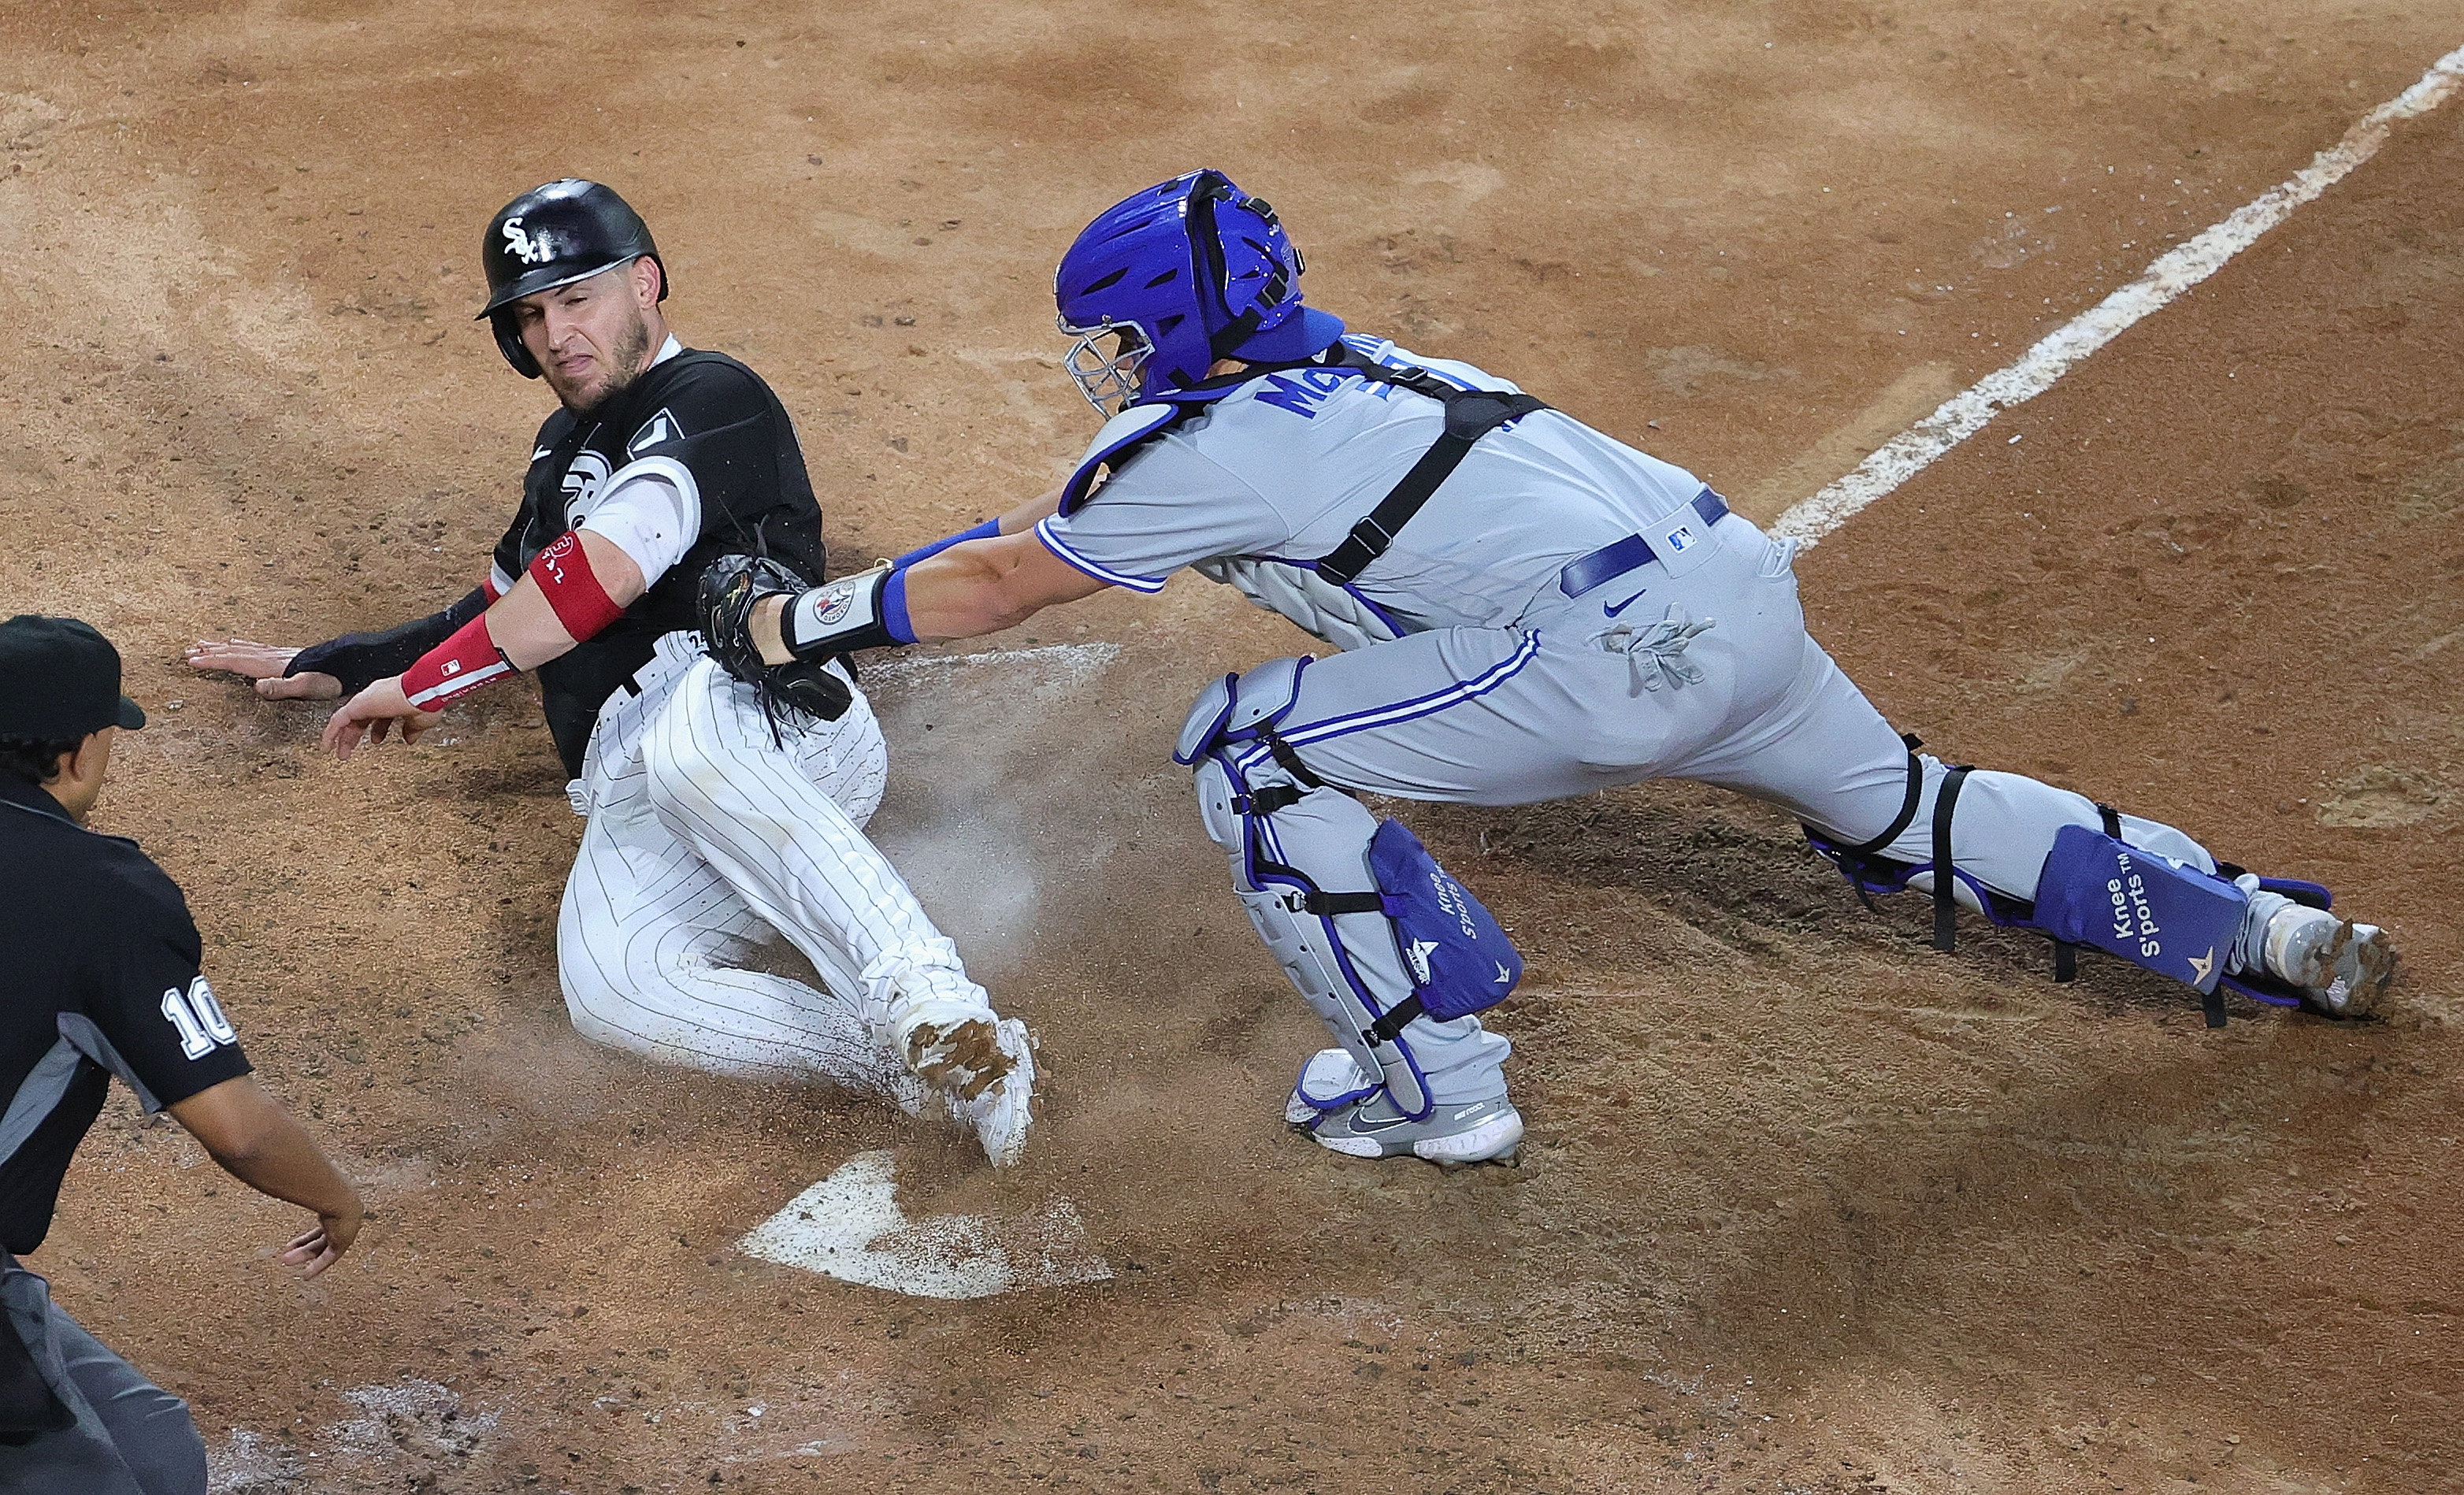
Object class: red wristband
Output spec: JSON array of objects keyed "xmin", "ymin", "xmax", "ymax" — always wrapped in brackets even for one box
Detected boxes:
[
  {"xmin": 529, "ymin": 531, "xmax": 626, "ymax": 642},
  {"xmin": 402, "ymin": 611, "xmax": 513, "ymax": 710}
]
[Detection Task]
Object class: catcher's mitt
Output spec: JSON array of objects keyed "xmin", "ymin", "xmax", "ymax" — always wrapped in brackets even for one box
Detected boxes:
[{"xmin": 696, "ymin": 555, "xmax": 852, "ymax": 726}]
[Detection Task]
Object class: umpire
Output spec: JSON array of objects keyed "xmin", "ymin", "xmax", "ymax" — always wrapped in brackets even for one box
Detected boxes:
[{"xmin": 0, "ymin": 616, "xmax": 365, "ymax": 1495}]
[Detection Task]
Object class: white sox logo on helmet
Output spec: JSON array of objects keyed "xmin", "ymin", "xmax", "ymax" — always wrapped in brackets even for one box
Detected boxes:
[{"xmin": 502, "ymin": 216, "xmax": 556, "ymax": 265}]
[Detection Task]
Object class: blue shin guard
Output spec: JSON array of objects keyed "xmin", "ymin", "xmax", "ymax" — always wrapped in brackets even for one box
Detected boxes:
[
  {"xmin": 1184, "ymin": 659, "xmax": 1521, "ymax": 1119},
  {"xmin": 2029, "ymin": 825, "xmax": 2247, "ymax": 999},
  {"xmin": 1364, "ymin": 819, "xmax": 1523, "ymax": 1029}
]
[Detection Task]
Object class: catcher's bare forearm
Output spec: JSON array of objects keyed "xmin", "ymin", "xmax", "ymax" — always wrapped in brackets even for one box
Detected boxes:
[{"xmin": 748, "ymin": 532, "xmax": 1101, "ymax": 665}]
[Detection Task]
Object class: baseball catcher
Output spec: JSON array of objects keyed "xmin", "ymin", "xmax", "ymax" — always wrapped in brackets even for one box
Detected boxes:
[
  {"xmin": 189, "ymin": 180, "xmax": 1034, "ymax": 1166},
  {"xmin": 713, "ymin": 170, "xmax": 2395, "ymax": 1167}
]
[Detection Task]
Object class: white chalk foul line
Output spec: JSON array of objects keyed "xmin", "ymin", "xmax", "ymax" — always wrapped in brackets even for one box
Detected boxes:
[{"xmin": 1772, "ymin": 42, "xmax": 2464, "ymax": 547}]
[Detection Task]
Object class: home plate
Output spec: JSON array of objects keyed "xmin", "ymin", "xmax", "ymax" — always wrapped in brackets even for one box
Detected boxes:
[{"xmin": 738, "ymin": 1150, "xmax": 1113, "ymax": 1300}]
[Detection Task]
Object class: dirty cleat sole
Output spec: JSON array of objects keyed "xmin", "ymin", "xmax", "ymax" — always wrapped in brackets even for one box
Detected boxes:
[
  {"xmin": 2293, "ymin": 920, "xmax": 2396, "ymax": 1018},
  {"xmin": 907, "ymin": 1015, "xmax": 1037, "ymax": 1167}
]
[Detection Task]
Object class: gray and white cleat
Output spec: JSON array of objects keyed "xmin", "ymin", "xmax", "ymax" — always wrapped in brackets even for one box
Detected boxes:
[
  {"xmin": 2265, "ymin": 906, "xmax": 2397, "ymax": 1018},
  {"xmin": 1293, "ymin": 1091, "xmax": 1524, "ymax": 1166},
  {"xmin": 1284, "ymin": 1047, "xmax": 1376, "ymax": 1126}
]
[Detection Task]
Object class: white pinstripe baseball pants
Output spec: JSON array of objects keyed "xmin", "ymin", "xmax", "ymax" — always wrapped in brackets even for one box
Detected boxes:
[{"xmin": 556, "ymin": 635, "xmax": 996, "ymax": 1107}]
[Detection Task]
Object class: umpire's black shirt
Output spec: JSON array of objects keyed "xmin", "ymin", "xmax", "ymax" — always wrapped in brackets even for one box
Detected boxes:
[{"xmin": 0, "ymin": 774, "xmax": 250, "ymax": 1254}]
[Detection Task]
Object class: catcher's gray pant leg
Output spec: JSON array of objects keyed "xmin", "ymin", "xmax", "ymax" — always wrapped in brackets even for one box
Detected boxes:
[
  {"xmin": 1665, "ymin": 629, "xmax": 2219, "ymax": 901},
  {"xmin": 1270, "ymin": 520, "xmax": 2228, "ymax": 952},
  {"xmin": 0, "ymin": 1260, "xmax": 204, "ymax": 1495}
]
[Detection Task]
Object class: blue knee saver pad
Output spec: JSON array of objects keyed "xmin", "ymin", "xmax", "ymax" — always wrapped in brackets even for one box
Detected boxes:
[
  {"xmin": 1368, "ymin": 819, "xmax": 1522, "ymax": 1022},
  {"xmin": 2030, "ymin": 825, "xmax": 2247, "ymax": 992}
]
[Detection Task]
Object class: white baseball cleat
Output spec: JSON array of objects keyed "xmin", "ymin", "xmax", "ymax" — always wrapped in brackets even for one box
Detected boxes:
[
  {"xmin": 2262, "ymin": 905, "xmax": 2397, "ymax": 1018},
  {"xmin": 1297, "ymin": 1092, "xmax": 1524, "ymax": 1165},
  {"xmin": 904, "ymin": 1014, "xmax": 1037, "ymax": 1167}
]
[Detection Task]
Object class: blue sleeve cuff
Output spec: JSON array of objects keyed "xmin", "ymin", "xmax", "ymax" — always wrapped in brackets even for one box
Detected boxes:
[
  {"xmin": 892, "ymin": 518, "xmax": 1000, "ymax": 570},
  {"xmin": 880, "ymin": 566, "xmax": 918, "ymax": 645}
]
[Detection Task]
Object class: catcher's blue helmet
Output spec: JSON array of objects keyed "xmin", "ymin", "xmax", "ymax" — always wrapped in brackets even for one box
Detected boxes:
[{"xmin": 1053, "ymin": 170, "xmax": 1345, "ymax": 414}]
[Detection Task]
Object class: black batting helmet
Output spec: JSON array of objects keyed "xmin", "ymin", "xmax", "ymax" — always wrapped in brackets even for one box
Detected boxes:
[{"xmin": 477, "ymin": 179, "xmax": 668, "ymax": 378}]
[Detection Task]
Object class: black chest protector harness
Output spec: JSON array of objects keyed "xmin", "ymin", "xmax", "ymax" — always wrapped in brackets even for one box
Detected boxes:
[{"xmin": 1058, "ymin": 344, "xmax": 1551, "ymax": 583}]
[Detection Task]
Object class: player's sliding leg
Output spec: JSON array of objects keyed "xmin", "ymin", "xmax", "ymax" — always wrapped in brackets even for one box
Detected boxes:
[
  {"xmin": 558, "ymin": 804, "xmax": 928, "ymax": 1111},
  {"xmin": 1683, "ymin": 632, "xmax": 2395, "ymax": 1018},
  {"xmin": 643, "ymin": 658, "xmax": 1034, "ymax": 1165}
]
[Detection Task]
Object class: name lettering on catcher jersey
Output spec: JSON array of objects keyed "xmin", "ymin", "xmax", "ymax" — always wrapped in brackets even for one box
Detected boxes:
[{"xmin": 1253, "ymin": 365, "xmax": 1390, "ymax": 419}]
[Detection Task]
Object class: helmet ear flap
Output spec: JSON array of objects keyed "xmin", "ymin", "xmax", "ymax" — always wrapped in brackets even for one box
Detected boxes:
[{"xmin": 492, "ymin": 310, "xmax": 541, "ymax": 379}]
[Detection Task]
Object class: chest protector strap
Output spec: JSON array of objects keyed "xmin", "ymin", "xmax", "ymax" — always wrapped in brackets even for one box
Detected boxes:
[
  {"xmin": 1058, "ymin": 347, "xmax": 1549, "ymax": 584},
  {"xmin": 1312, "ymin": 351, "xmax": 1553, "ymax": 586}
]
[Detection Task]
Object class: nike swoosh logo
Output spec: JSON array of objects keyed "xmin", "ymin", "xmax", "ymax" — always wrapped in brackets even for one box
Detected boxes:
[
  {"xmin": 1349, "ymin": 1111, "xmax": 1416, "ymax": 1133},
  {"xmin": 1603, "ymin": 588, "xmax": 1648, "ymax": 617}
]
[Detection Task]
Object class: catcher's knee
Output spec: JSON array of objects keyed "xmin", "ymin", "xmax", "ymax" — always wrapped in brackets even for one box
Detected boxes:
[{"xmin": 1175, "ymin": 655, "xmax": 1311, "ymax": 773}]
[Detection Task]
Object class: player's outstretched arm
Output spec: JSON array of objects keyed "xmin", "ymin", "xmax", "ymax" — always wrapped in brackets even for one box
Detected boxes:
[
  {"xmin": 906, "ymin": 529, "xmax": 1104, "ymax": 640},
  {"xmin": 169, "ymin": 1074, "xmax": 367, "ymax": 1280},
  {"xmin": 323, "ymin": 531, "xmax": 646, "ymax": 759},
  {"xmin": 881, "ymin": 485, "xmax": 1067, "ymax": 572},
  {"xmin": 188, "ymin": 586, "xmax": 497, "ymax": 703},
  {"xmin": 183, "ymin": 640, "xmax": 343, "ymax": 700}
]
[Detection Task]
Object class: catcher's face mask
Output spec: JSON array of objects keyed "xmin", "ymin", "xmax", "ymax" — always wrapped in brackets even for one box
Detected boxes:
[{"xmin": 1057, "ymin": 316, "xmax": 1155, "ymax": 417}]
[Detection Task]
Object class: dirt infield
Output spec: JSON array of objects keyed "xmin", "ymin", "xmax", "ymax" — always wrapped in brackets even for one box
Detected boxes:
[{"xmin": 4, "ymin": 2, "xmax": 2460, "ymax": 1491}]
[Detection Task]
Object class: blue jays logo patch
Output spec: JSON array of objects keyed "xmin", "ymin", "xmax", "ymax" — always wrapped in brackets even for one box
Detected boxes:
[{"xmin": 812, "ymin": 582, "xmax": 859, "ymax": 626}]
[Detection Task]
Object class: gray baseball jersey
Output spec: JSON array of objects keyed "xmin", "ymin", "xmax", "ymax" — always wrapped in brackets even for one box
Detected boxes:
[{"xmin": 1035, "ymin": 336, "xmax": 1711, "ymax": 634}]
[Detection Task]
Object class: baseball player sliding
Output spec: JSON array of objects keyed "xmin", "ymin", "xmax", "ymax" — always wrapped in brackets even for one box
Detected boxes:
[
  {"xmin": 188, "ymin": 180, "xmax": 1035, "ymax": 1166},
  {"xmin": 699, "ymin": 169, "xmax": 2396, "ymax": 1168}
]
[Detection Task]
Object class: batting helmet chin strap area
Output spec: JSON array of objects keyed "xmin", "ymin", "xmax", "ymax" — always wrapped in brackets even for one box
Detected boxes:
[{"xmin": 493, "ymin": 308, "xmax": 542, "ymax": 380}]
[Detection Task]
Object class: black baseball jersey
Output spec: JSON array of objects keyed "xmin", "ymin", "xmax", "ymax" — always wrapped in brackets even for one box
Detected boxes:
[
  {"xmin": 0, "ymin": 776, "xmax": 252, "ymax": 1254},
  {"xmin": 495, "ymin": 348, "xmax": 829, "ymax": 773}
]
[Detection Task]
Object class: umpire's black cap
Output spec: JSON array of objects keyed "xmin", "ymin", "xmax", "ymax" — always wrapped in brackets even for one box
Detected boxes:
[{"xmin": 0, "ymin": 616, "xmax": 146, "ymax": 739}]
